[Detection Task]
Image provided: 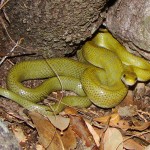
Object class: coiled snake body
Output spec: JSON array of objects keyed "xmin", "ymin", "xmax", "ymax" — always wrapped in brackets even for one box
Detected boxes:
[{"xmin": 0, "ymin": 30, "xmax": 150, "ymax": 116}]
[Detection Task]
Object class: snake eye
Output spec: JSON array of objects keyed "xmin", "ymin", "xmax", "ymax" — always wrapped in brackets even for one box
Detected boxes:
[{"xmin": 123, "ymin": 74, "xmax": 126, "ymax": 78}]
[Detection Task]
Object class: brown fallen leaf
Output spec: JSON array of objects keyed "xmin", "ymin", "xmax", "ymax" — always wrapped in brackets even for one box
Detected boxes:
[
  {"xmin": 114, "ymin": 120, "xmax": 130, "ymax": 131},
  {"xmin": 69, "ymin": 115, "xmax": 98, "ymax": 149},
  {"xmin": 48, "ymin": 115, "xmax": 70, "ymax": 131},
  {"xmin": 36, "ymin": 144, "xmax": 45, "ymax": 150},
  {"xmin": 145, "ymin": 145, "xmax": 150, "ymax": 150},
  {"xmin": 85, "ymin": 120, "xmax": 100, "ymax": 147},
  {"xmin": 94, "ymin": 112, "xmax": 132, "ymax": 131},
  {"xmin": 103, "ymin": 127, "xmax": 123, "ymax": 150},
  {"xmin": 29, "ymin": 112, "xmax": 64, "ymax": 150},
  {"xmin": 60, "ymin": 127, "xmax": 77, "ymax": 150},
  {"xmin": 118, "ymin": 105, "xmax": 138, "ymax": 117},
  {"xmin": 109, "ymin": 119, "xmax": 150, "ymax": 132},
  {"xmin": 123, "ymin": 139, "xmax": 144, "ymax": 150},
  {"xmin": 118, "ymin": 90, "xmax": 134, "ymax": 107},
  {"xmin": 94, "ymin": 113, "xmax": 120, "ymax": 126},
  {"xmin": 129, "ymin": 122, "xmax": 150, "ymax": 131},
  {"xmin": 142, "ymin": 132, "xmax": 150, "ymax": 142},
  {"xmin": 64, "ymin": 107, "xmax": 78, "ymax": 115}
]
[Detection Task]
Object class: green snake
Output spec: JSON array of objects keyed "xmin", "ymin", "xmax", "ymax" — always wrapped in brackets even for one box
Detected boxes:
[
  {"xmin": 92, "ymin": 29, "xmax": 150, "ymax": 82},
  {"xmin": 0, "ymin": 30, "xmax": 150, "ymax": 116}
]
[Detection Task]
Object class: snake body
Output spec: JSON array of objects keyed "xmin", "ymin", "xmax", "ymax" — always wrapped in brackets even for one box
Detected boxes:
[
  {"xmin": 92, "ymin": 29, "xmax": 150, "ymax": 82},
  {"xmin": 0, "ymin": 30, "xmax": 150, "ymax": 116}
]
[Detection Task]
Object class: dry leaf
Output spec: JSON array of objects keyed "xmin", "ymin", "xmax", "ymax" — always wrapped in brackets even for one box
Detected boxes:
[
  {"xmin": 108, "ymin": 119, "xmax": 150, "ymax": 131},
  {"xmin": 70, "ymin": 115, "xmax": 98, "ymax": 149},
  {"xmin": 94, "ymin": 113, "xmax": 120, "ymax": 126},
  {"xmin": 145, "ymin": 145, "xmax": 150, "ymax": 150},
  {"xmin": 119, "ymin": 90, "xmax": 134, "ymax": 107},
  {"xmin": 85, "ymin": 120, "xmax": 100, "ymax": 147},
  {"xmin": 11, "ymin": 125, "xmax": 27, "ymax": 143},
  {"xmin": 129, "ymin": 122, "xmax": 150, "ymax": 131},
  {"xmin": 36, "ymin": 144, "xmax": 45, "ymax": 150},
  {"xmin": 93, "ymin": 113, "xmax": 131, "ymax": 131},
  {"xmin": 60, "ymin": 127, "xmax": 77, "ymax": 150},
  {"xmin": 123, "ymin": 139, "xmax": 144, "ymax": 150},
  {"xmin": 48, "ymin": 115, "xmax": 70, "ymax": 131},
  {"xmin": 103, "ymin": 127, "xmax": 123, "ymax": 150},
  {"xmin": 118, "ymin": 105, "xmax": 138, "ymax": 117},
  {"xmin": 114, "ymin": 120, "xmax": 130, "ymax": 131},
  {"xmin": 64, "ymin": 107, "xmax": 78, "ymax": 115},
  {"xmin": 29, "ymin": 112, "xmax": 64, "ymax": 150}
]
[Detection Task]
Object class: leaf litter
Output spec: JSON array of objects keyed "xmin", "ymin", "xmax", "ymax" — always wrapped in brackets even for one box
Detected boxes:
[{"xmin": 0, "ymin": 56, "xmax": 150, "ymax": 149}]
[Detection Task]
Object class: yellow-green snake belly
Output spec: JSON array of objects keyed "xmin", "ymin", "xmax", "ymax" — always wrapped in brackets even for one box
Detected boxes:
[{"xmin": 0, "ymin": 30, "xmax": 150, "ymax": 116}]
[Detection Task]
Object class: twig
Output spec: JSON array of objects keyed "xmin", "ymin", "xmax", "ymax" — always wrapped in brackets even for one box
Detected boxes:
[
  {"xmin": 137, "ymin": 109, "xmax": 150, "ymax": 122},
  {"xmin": 43, "ymin": 58, "xmax": 64, "ymax": 115},
  {"xmin": 0, "ymin": 16, "xmax": 28, "ymax": 51},
  {"xmin": 0, "ymin": 0, "xmax": 9, "ymax": 10},
  {"xmin": 0, "ymin": 38, "xmax": 23, "ymax": 65},
  {"xmin": 137, "ymin": 110, "xmax": 150, "ymax": 117},
  {"xmin": 116, "ymin": 131, "xmax": 150, "ymax": 150}
]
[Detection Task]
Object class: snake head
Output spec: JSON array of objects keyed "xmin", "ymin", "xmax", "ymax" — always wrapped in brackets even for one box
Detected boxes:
[
  {"xmin": 121, "ymin": 71, "xmax": 137, "ymax": 86},
  {"xmin": 121, "ymin": 65, "xmax": 138, "ymax": 86}
]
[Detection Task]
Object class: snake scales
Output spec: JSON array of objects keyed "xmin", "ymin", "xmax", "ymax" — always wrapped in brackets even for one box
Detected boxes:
[{"xmin": 0, "ymin": 30, "xmax": 150, "ymax": 116}]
